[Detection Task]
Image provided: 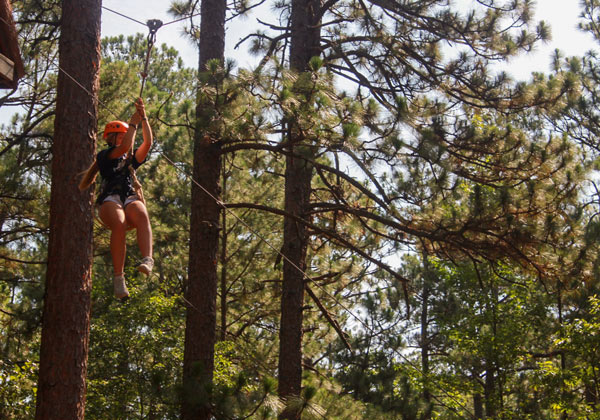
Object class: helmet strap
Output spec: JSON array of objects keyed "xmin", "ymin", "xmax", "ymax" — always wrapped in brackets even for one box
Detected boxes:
[{"xmin": 106, "ymin": 132, "xmax": 118, "ymax": 146}]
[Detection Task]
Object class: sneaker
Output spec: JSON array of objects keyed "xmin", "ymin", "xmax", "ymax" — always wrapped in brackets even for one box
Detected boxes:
[
  {"xmin": 113, "ymin": 273, "xmax": 129, "ymax": 301},
  {"xmin": 137, "ymin": 256, "xmax": 154, "ymax": 276}
]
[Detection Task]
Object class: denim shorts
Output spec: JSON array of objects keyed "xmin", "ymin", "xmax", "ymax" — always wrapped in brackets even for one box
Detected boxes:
[{"xmin": 102, "ymin": 194, "xmax": 140, "ymax": 208}]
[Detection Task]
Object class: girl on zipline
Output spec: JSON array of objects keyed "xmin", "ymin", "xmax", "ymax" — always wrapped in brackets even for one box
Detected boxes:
[{"xmin": 80, "ymin": 98, "xmax": 154, "ymax": 300}]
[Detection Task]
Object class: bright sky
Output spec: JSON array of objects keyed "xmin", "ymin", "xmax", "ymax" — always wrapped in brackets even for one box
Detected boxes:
[
  {"xmin": 99, "ymin": 0, "xmax": 597, "ymax": 80},
  {"xmin": 100, "ymin": 0, "xmax": 258, "ymax": 68},
  {"xmin": 505, "ymin": 1, "xmax": 596, "ymax": 79},
  {"xmin": 0, "ymin": 1, "xmax": 596, "ymax": 125}
]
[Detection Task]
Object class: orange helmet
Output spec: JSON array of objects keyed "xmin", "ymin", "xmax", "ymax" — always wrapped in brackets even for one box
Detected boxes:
[{"xmin": 103, "ymin": 120, "xmax": 129, "ymax": 139}]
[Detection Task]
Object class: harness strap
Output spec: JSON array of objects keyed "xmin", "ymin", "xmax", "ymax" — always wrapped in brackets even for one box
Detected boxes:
[
  {"xmin": 128, "ymin": 163, "xmax": 146, "ymax": 206},
  {"xmin": 94, "ymin": 159, "xmax": 144, "ymax": 232}
]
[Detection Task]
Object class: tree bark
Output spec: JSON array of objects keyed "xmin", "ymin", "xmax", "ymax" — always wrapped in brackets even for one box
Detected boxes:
[
  {"xmin": 289, "ymin": 0, "xmax": 322, "ymax": 71},
  {"xmin": 35, "ymin": 0, "xmax": 101, "ymax": 419},
  {"xmin": 420, "ymin": 264, "xmax": 432, "ymax": 420},
  {"xmin": 277, "ymin": 0, "xmax": 322, "ymax": 417},
  {"xmin": 484, "ymin": 282, "xmax": 500, "ymax": 419},
  {"xmin": 220, "ymin": 165, "xmax": 228, "ymax": 341},
  {"xmin": 473, "ymin": 392, "xmax": 484, "ymax": 419},
  {"xmin": 181, "ymin": 0, "xmax": 226, "ymax": 418},
  {"xmin": 484, "ymin": 362, "xmax": 497, "ymax": 419},
  {"xmin": 278, "ymin": 152, "xmax": 312, "ymax": 419}
]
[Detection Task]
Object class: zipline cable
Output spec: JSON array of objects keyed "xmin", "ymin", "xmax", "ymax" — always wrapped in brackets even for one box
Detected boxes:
[
  {"xmin": 101, "ymin": 6, "xmax": 147, "ymax": 27},
  {"xmin": 101, "ymin": 5, "xmax": 202, "ymax": 28},
  {"xmin": 8, "ymin": 10, "xmax": 479, "ymax": 418},
  {"xmin": 161, "ymin": 12, "xmax": 203, "ymax": 27}
]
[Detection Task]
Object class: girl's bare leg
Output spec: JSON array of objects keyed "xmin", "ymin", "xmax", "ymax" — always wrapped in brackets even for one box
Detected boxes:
[
  {"xmin": 125, "ymin": 200, "xmax": 152, "ymax": 258},
  {"xmin": 99, "ymin": 201, "xmax": 128, "ymax": 275}
]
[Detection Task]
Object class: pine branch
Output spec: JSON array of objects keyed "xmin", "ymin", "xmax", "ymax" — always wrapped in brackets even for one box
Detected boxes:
[
  {"xmin": 0, "ymin": 254, "xmax": 46, "ymax": 265},
  {"xmin": 305, "ymin": 284, "xmax": 352, "ymax": 350}
]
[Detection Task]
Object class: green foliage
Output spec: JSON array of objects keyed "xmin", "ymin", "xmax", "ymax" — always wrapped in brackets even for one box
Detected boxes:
[
  {"xmin": 0, "ymin": 2, "xmax": 61, "ymax": 417},
  {"xmin": 5, "ymin": 1, "xmax": 600, "ymax": 420},
  {"xmin": 0, "ymin": 360, "xmax": 37, "ymax": 418},
  {"xmin": 86, "ymin": 264, "xmax": 185, "ymax": 419}
]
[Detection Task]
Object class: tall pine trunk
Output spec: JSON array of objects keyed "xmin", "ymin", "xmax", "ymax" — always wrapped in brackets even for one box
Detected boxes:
[
  {"xmin": 278, "ymin": 153, "xmax": 312, "ymax": 417},
  {"xmin": 220, "ymin": 166, "xmax": 228, "ymax": 341},
  {"xmin": 484, "ymin": 362, "xmax": 497, "ymax": 418},
  {"xmin": 420, "ymin": 266, "xmax": 432, "ymax": 420},
  {"xmin": 35, "ymin": 0, "xmax": 101, "ymax": 419},
  {"xmin": 181, "ymin": 0, "xmax": 226, "ymax": 417},
  {"xmin": 484, "ymin": 281, "xmax": 500, "ymax": 418},
  {"xmin": 278, "ymin": 0, "xmax": 321, "ymax": 417}
]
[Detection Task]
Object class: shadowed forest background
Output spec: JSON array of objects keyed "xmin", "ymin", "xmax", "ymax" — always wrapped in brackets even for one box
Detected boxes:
[{"xmin": 3, "ymin": 0, "xmax": 600, "ymax": 419}]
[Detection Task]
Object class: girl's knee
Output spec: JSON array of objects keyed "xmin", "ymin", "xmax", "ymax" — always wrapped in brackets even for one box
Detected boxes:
[
  {"xmin": 111, "ymin": 221, "xmax": 128, "ymax": 235},
  {"xmin": 99, "ymin": 202, "xmax": 127, "ymax": 227},
  {"xmin": 125, "ymin": 202, "xmax": 149, "ymax": 226}
]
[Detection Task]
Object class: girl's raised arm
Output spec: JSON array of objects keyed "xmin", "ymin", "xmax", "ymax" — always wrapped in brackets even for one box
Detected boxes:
[{"xmin": 134, "ymin": 98, "xmax": 153, "ymax": 163}]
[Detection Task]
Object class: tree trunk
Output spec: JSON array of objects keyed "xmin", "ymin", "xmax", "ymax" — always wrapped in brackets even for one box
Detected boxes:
[
  {"xmin": 277, "ymin": 0, "xmax": 322, "ymax": 417},
  {"xmin": 420, "ymin": 266, "xmax": 432, "ymax": 420},
  {"xmin": 181, "ymin": 0, "xmax": 226, "ymax": 417},
  {"xmin": 484, "ymin": 362, "xmax": 497, "ymax": 419},
  {"xmin": 278, "ymin": 153, "xmax": 312, "ymax": 419},
  {"xmin": 220, "ymin": 165, "xmax": 228, "ymax": 341},
  {"xmin": 558, "ymin": 289, "xmax": 568, "ymax": 420},
  {"xmin": 484, "ymin": 283, "xmax": 499, "ymax": 419},
  {"xmin": 35, "ymin": 0, "xmax": 101, "ymax": 419},
  {"xmin": 473, "ymin": 392, "xmax": 484, "ymax": 419},
  {"xmin": 289, "ymin": 0, "xmax": 322, "ymax": 71}
]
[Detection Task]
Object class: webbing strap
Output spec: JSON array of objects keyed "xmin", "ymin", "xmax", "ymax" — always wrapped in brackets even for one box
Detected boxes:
[{"xmin": 129, "ymin": 163, "xmax": 146, "ymax": 206}]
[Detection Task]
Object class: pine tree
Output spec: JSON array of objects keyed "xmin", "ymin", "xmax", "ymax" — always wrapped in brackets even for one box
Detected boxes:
[
  {"xmin": 277, "ymin": 0, "xmax": 323, "ymax": 416},
  {"xmin": 7, "ymin": 1, "xmax": 600, "ymax": 418},
  {"xmin": 176, "ymin": 0, "xmax": 227, "ymax": 418},
  {"xmin": 1, "ymin": 2, "xmax": 62, "ymax": 417},
  {"xmin": 235, "ymin": 2, "xmax": 569, "ymax": 417},
  {"xmin": 34, "ymin": 0, "xmax": 101, "ymax": 418}
]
